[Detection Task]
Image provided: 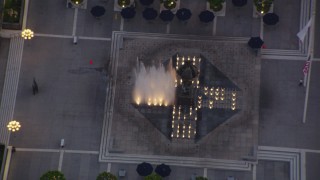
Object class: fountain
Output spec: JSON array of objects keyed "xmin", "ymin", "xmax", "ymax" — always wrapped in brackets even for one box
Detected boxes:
[
  {"xmin": 132, "ymin": 55, "xmax": 241, "ymax": 141},
  {"xmin": 133, "ymin": 58, "xmax": 176, "ymax": 106}
]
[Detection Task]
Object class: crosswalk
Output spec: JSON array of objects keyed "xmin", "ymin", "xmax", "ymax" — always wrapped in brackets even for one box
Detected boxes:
[{"xmin": 0, "ymin": 35, "xmax": 24, "ymax": 145}]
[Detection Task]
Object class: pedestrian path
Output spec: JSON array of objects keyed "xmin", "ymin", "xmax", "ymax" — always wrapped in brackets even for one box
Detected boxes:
[{"xmin": 0, "ymin": 36, "xmax": 24, "ymax": 145}]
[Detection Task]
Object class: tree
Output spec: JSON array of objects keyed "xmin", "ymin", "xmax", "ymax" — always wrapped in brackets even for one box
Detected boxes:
[
  {"xmin": 40, "ymin": 171, "xmax": 66, "ymax": 180},
  {"xmin": 144, "ymin": 173, "xmax": 162, "ymax": 180},
  {"xmin": 207, "ymin": 0, "xmax": 225, "ymax": 12},
  {"xmin": 71, "ymin": 0, "xmax": 84, "ymax": 5},
  {"xmin": 160, "ymin": 0, "xmax": 177, "ymax": 10},
  {"xmin": 96, "ymin": 172, "xmax": 117, "ymax": 180},
  {"xmin": 253, "ymin": 0, "xmax": 273, "ymax": 14}
]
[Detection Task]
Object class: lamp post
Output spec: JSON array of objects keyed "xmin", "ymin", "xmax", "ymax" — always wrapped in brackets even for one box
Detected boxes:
[
  {"xmin": 21, "ymin": 29, "xmax": 34, "ymax": 40},
  {"xmin": 7, "ymin": 120, "xmax": 21, "ymax": 132}
]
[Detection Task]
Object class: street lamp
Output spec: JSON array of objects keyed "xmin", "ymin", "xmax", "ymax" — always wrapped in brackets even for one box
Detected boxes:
[
  {"xmin": 21, "ymin": 29, "xmax": 34, "ymax": 40},
  {"xmin": 7, "ymin": 120, "xmax": 21, "ymax": 132}
]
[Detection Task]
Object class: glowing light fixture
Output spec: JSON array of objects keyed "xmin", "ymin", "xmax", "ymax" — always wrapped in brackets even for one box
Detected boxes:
[
  {"xmin": 7, "ymin": 120, "xmax": 21, "ymax": 132},
  {"xmin": 21, "ymin": 29, "xmax": 34, "ymax": 40}
]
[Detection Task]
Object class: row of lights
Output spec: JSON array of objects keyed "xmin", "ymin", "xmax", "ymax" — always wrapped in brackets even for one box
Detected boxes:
[
  {"xmin": 231, "ymin": 92, "xmax": 237, "ymax": 110},
  {"xmin": 146, "ymin": 98, "xmax": 168, "ymax": 107},
  {"xmin": 175, "ymin": 56, "xmax": 201, "ymax": 89},
  {"xmin": 171, "ymin": 123, "xmax": 196, "ymax": 139},
  {"xmin": 175, "ymin": 56, "xmax": 201, "ymax": 70},
  {"xmin": 203, "ymin": 87, "xmax": 226, "ymax": 101},
  {"xmin": 171, "ymin": 106, "xmax": 197, "ymax": 139},
  {"xmin": 198, "ymin": 88, "xmax": 238, "ymax": 110}
]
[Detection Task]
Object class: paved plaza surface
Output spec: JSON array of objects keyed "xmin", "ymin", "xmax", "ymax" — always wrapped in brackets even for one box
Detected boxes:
[
  {"xmin": 101, "ymin": 33, "xmax": 259, "ymax": 161},
  {"xmin": 0, "ymin": 0, "xmax": 319, "ymax": 179}
]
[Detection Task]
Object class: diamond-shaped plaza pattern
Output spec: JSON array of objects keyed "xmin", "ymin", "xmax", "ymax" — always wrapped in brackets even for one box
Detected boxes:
[
  {"xmin": 134, "ymin": 54, "xmax": 242, "ymax": 142},
  {"xmin": 103, "ymin": 33, "xmax": 260, "ymax": 160}
]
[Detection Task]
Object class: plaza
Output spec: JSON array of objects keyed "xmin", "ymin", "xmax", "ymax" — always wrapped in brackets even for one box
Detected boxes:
[{"xmin": 0, "ymin": 0, "xmax": 319, "ymax": 179}]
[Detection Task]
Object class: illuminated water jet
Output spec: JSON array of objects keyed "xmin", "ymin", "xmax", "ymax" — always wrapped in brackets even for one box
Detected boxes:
[{"xmin": 133, "ymin": 58, "xmax": 176, "ymax": 106}]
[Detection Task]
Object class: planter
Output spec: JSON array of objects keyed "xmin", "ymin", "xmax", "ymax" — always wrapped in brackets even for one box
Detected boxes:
[
  {"xmin": 2, "ymin": 0, "xmax": 24, "ymax": 30},
  {"xmin": 210, "ymin": 3, "xmax": 223, "ymax": 12},
  {"xmin": 255, "ymin": 3, "xmax": 271, "ymax": 14},
  {"xmin": 253, "ymin": 0, "xmax": 273, "ymax": 14},
  {"xmin": 161, "ymin": 0, "xmax": 176, "ymax": 10},
  {"xmin": 207, "ymin": 0, "xmax": 225, "ymax": 12},
  {"xmin": 40, "ymin": 171, "xmax": 66, "ymax": 180},
  {"xmin": 71, "ymin": 0, "xmax": 83, "ymax": 5},
  {"xmin": 118, "ymin": 0, "xmax": 130, "ymax": 8},
  {"xmin": 97, "ymin": 172, "xmax": 117, "ymax": 180}
]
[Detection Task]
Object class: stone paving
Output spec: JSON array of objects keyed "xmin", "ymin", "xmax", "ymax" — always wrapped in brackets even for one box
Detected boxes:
[
  {"xmin": 8, "ymin": 152, "xmax": 59, "ymax": 180},
  {"xmin": 10, "ymin": 37, "xmax": 110, "ymax": 150},
  {"xmin": 256, "ymin": 160, "xmax": 290, "ymax": 180},
  {"xmin": 263, "ymin": 0, "xmax": 301, "ymax": 50},
  {"xmin": 306, "ymin": 153, "xmax": 320, "ymax": 180},
  {"xmin": 259, "ymin": 60, "xmax": 320, "ymax": 149},
  {"xmin": 208, "ymin": 169, "xmax": 253, "ymax": 180},
  {"xmin": 0, "ymin": 0, "xmax": 319, "ymax": 179}
]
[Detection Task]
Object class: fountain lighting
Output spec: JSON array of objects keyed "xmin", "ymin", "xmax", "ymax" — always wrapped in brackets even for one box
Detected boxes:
[
  {"xmin": 204, "ymin": 87, "xmax": 208, "ymax": 95},
  {"xmin": 215, "ymin": 88, "xmax": 219, "ymax": 95},
  {"xmin": 133, "ymin": 58, "xmax": 176, "ymax": 106},
  {"xmin": 220, "ymin": 88, "xmax": 225, "ymax": 100},
  {"xmin": 215, "ymin": 88, "xmax": 220, "ymax": 100},
  {"xmin": 210, "ymin": 88, "xmax": 214, "ymax": 96},
  {"xmin": 231, "ymin": 91, "xmax": 237, "ymax": 110},
  {"xmin": 136, "ymin": 97, "xmax": 141, "ymax": 105}
]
